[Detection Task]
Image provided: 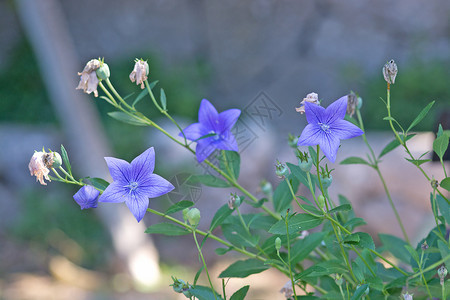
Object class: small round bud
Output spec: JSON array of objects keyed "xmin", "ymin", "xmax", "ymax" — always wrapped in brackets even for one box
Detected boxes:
[
  {"xmin": 421, "ymin": 241, "xmax": 429, "ymax": 251},
  {"xmin": 357, "ymin": 97, "xmax": 363, "ymax": 110},
  {"xmin": 275, "ymin": 237, "xmax": 282, "ymax": 251},
  {"xmin": 320, "ymin": 175, "xmax": 332, "ymax": 189},
  {"xmin": 182, "ymin": 208, "xmax": 189, "ymax": 223},
  {"xmin": 288, "ymin": 134, "xmax": 299, "ymax": 148},
  {"xmin": 298, "ymin": 158, "xmax": 312, "ymax": 173},
  {"xmin": 275, "ymin": 161, "xmax": 289, "ymax": 179},
  {"xmin": 96, "ymin": 61, "xmax": 110, "ymax": 80},
  {"xmin": 438, "ymin": 265, "xmax": 447, "ymax": 285},
  {"xmin": 228, "ymin": 193, "xmax": 241, "ymax": 209},
  {"xmin": 51, "ymin": 152, "xmax": 62, "ymax": 168},
  {"xmin": 260, "ymin": 180, "xmax": 273, "ymax": 196},
  {"xmin": 317, "ymin": 195, "xmax": 325, "ymax": 209},
  {"xmin": 383, "ymin": 59, "xmax": 398, "ymax": 84},
  {"xmin": 186, "ymin": 208, "xmax": 201, "ymax": 226},
  {"xmin": 334, "ymin": 274, "xmax": 343, "ymax": 286},
  {"xmin": 431, "ymin": 178, "xmax": 439, "ymax": 189}
]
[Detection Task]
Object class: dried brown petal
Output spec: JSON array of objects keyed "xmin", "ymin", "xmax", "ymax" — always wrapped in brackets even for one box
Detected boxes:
[
  {"xmin": 296, "ymin": 92, "xmax": 319, "ymax": 114},
  {"xmin": 76, "ymin": 59, "xmax": 101, "ymax": 97},
  {"xmin": 129, "ymin": 60, "xmax": 149, "ymax": 89},
  {"xmin": 29, "ymin": 151, "xmax": 51, "ymax": 185},
  {"xmin": 383, "ymin": 59, "xmax": 398, "ymax": 84}
]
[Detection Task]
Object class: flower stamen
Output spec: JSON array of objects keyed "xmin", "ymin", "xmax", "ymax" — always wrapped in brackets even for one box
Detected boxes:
[{"xmin": 319, "ymin": 123, "xmax": 331, "ymax": 133}]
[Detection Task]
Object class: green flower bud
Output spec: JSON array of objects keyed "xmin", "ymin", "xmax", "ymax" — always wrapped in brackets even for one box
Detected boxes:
[
  {"xmin": 275, "ymin": 237, "xmax": 282, "ymax": 252},
  {"xmin": 298, "ymin": 158, "xmax": 312, "ymax": 173},
  {"xmin": 275, "ymin": 161, "xmax": 289, "ymax": 179},
  {"xmin": 320, "ymin": 175, "xmax": 332, "ymax": 189},
  {"xmin": 357, "ymin": 97, "xmax": 363, "ymax": 110},
  {"xmin": 317, "ymin": 195, "xmax": 325, "ymax": 209},
  {"xmin": 288, "ymin": 134, "xmax": 299, "ymax": 148},
  {"xmin": 186, "ymin": 208, "xmax": 201, "ymax": 226},
  {"xmin": 260, "ymin": 180, "xmax": 273, "ymax": 196},
  {"xmin": 228, "ymin": 193, "xmax": 241, "ymax": 209},
  {"xmin": 182, "ymin": 208, "xmax": 189, "ymax": 223},
  {"xmin": 96, "ymin": 61, "xmax": 110, "ymax": 80},
  {"xmin": 334, "ymin": 274, "xmax": 343, "ymax": 286},
  {"xmin": 51, "ymin": 152, "xmax": 62, "ymax": 168}
]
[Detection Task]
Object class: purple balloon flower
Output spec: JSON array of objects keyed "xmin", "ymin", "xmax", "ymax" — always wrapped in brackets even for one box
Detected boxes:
[
  {"xmin": 181, "ymin": 99, "xmax": 241, "ymax": 162},
  {"xmin": 73, "ymin": 185, "xmax": 100, "ymax": 210},
  {"xmin": 98, "ymin": 147, "xmax": 174, "ymax": 222},
  {"xmin": 297, "ymin": 95, "xmax": 364, "ymax": 163}
]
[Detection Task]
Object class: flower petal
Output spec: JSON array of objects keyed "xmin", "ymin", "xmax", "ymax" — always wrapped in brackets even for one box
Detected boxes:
[
  {"xmin": 198, "ymin": 99, "xmax": 219, "ymax": 130},
  {"xmin": 304, "ymin": 101, "xmax": 325, "ymax": 125},
  {"xmin": 218, "ymin": 109, "xmax": 241, "ymax": 133},
  {"xmin": 131, "ymin": 147, "xmax": 155, "ymax": 182},
  {"xmin": 73, "ymin": 185, "xmax": 99, "ymax": 209},
  {"xmin": 324, "ymin": 96, "xmax": 347, "ymax": 124},
  {"xmin": 104, "ymin": 157, "xmax": 131, "ymax": 182},
  {"xmin": 297, "ymin": 124, "xmax": 322, "ymax": 146},
  {"xmin": 196, "ymin": 140, "xmax": 216, "ymax": 162},
  {"xmin": 98, "ymin": 181, "xmax": 129, "ymax": 203},
  {"xmin": 216, "ymin": 132, "xmax": 238, "ymax": 152},
  {"xmin": 139, "ymin": 174, "xmax": 175, "ymax": 198},
  {"xmin": 125, "ymin": 193, "xmax": 149, "ymax": 222},
  {"xmin": 318, "ymin": 133, "xmax": 340, "ymax": 163},
  {"xmin": 180, "ymin": 122, "xmax": 208, "ymax": 141},
  {"xmin": 331, "ymin": 120, "xmax": 364, "ymax": 140}
]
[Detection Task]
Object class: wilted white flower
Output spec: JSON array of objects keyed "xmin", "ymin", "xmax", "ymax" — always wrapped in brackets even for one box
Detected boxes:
[
  {"xmin": 280, "ymin": 281, "xmax": 294, "ymax": 298},
  {"xmin": 296, "ymin": 92, "xmax": 319, "ymax": 114},
  {"xmin": 129, "ymin": 59, "xmax": 149, "ymax": 89},
  {"xmin": 29, "ymin": 152, "xmax": 49, "ymax": 185},
  {"xmin": 383, "ymin": 59, "xmax": 398, "ymax": 84},
  {"xmin": 76, "ymin": 59, "xmax": 101, "ymax": 97}
]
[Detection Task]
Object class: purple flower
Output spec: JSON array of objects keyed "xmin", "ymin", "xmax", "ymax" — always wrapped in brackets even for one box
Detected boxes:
[
  {"xmin": 98, "ymin": 147, "xmax": 174, "ymax": 222},
  {"xmin": 297, "ymin": 96, "xmax": 364, "ymax": 163},
  {"xmin": 73, "ymin": 185, "xmax": 100, "ymax": 209},
  {"xmin": 181, "ymin": 99, "xmax": 241, "ymax": 162}
]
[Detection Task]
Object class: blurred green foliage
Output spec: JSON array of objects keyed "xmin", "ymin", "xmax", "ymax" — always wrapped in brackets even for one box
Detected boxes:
[{"xmin": 361, "ymin": 60, "xmax": 450, "ymax": 131}]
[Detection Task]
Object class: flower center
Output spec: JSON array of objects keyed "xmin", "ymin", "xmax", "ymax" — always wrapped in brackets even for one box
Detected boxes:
[
  {"xmin": 208, "ymin": 130, "xmax": 221, "ymax": 141},
  {"xmin": 125, "ymin": 181, "xmax": 139, "ymax": 192},
  {"xmin": 319, "ymin": 123, "xmax": 331, "ymax": 133}
]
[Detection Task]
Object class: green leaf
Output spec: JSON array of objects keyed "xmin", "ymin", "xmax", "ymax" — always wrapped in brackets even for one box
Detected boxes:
[
  {"xmin": 287, "ymin": 163, "xmax": 310, "ymax": 187},
  {"xmin": 291, "ymin": 232, "xmax": 326, "ymax": 265},
  {"xmin": 86, "ymin": 177, "xmax": 109, "ymax": 191},
  {"xmin": 379, "ymin": 134, "xmax": 415, "ymax": 158},
  {"xmin": 433, "ymin": 134, "xmax": 449, "ymax": 160},
  {"xmin": 222, "ymin": 223, "xmax": 259, "ymax": 248},
  {"xmin": 215, "ymin": 247, "xmax": 232, "ymax": 256},
  {"xmin": 350, "ymin": 283, "xmax": 369, "ymax": 300},
  {"xmin": 193, "ymin": 265, "xmax": 204, "ymax": 285},
  {"xmin": 164, "ymin": 200, "xmax": 194, "ymax": 215},
  {"xmin": 436, "ymin": 194, "xmax": 450, "ymax": 224},
  {"xmin": 273, "ymin": 175, "xmax": 300, "ymax": 213},
  {"xmin": 340, "ymin": 156, "xmax": 371, "ymax": 166},
  {"xmin": 108, "ymin": 111, "xmax": 147, "ymax": 126},
  {"xmin": 148, "ymin": 80, "xmax": 158, "ymax": 90},
  {"xmin": 229, "ymin": 285, "xmax": 250, "ymax": 300},
  {"xmin": 344, "ymin": 218, "xmax": 366, "ymax": 230},
  {"xmin": 329, "ymin": 204, "xmax": 352, "ymax": 214},
  {"xmin": 405, "ymin": 158, "xmax": 431, "ymax": 166},
  {"xmin": 354, "ymin": 232, "xmax": 375, "ymax": 250},
  {"xmin": 406, "ymin": 101, "xmax": 435, "ymax": 133},
  {"xmin": 440, "ymin": 177, "xmax": 450, "ymax": 192},
  {"xmin": 219, "ymin": 259, "xmax": 269, "ymax": 278},
  {"xmin": 379, "ymin": 234, "xmax": 411, "ymax": 264},
  {"xmin": 219, "ymin": 150, "xmax": 240, "ymax": 179},
  {"xmin": 404, "ymin": 245, "xmax": 420, "ymax": 263},
  {"xmin": 160, "ymin": 88, "xmax": 167, "ymax": 110},
  {"xmin": 209, "ymin": 204, "xmax": 234, "ymax": 231},
  {"xmin": 308, "ymin": 146, "xmax": 318, "ymax": 165},
  {"xmin": 132, "ymin": 88, "xmax": 148, "ymax": 107},
  {"xmin": 269, "ymin": 214, "xmax": 323, "ymax": 235},
  {"xmin": 189, "ymin": 174, "xmax": 230, "ymax": 188},
  {"xmin": 60, "ymin": 144, "xmax": 72, "ymax": 176},
  {"xmin": 145, "ymin": 223, "xmax": 190, "ymax": 236},
  {"xmin": 189, "ymin": 285, "xmax": 223, "ymax": 300},
  {"xmin": 383, "ymin": 116, "xmax": 396, "ymax": 121}
]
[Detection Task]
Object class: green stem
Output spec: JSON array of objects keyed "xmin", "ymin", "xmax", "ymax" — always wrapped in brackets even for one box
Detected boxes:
[
  {"xmin": 339, "ymin": 284, "xmax": 346, "ymax": 300},
  {"xmin": 443, "ymin": 279, "xmax": 446, "ymax": 300},
  {"xmin": 192, "ymin": 230, "xmax": 217, "ymax": 300},
  {"xmin": 368, "ymin": 249, "xmax": 409, "ymax": 276},
  {"xmin": 105, "ymin": 78, "xmax": 134, "ymax": 110},
  {"xmin": 418, "ymin": 250, "xmax": 433, "ymax": 299}
]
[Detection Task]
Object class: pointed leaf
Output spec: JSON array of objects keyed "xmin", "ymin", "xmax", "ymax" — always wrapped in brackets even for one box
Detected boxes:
[
  {"xmin": 329, "ymin": 204, "xmax": 352, "ymax": 214},
  {"xmin": 148, "ymin": 80, "xmax": 158, "ymax": 90},
  {"xmin": 86, "ymin": 177, "xmax": 109, "ymax": 191},
  {"xmin": 436, "ymin": 194, "xmax": 450, "ymax": 224},
  {"xmin": 145, "ymin": 223, "xmax": 190, "ymax": 236},
  {"xmin": 215, "ymin": 247, "xmax": 232, "ymax": 256},
  {"xmin": 291, "ymin": 232, "xmax": 326, "ymax": 264},
  {"xmin": 189, "ymin": 285, "xmax": 223, "ymax": 300},
  {"xmin": 405, "ymin": 158, "xmax": 431, "ymax": 166},
  {"xmin": 379, "ymin": 134, "xmax": 415, "ymax": 158},
  {"xmin": 440, "ymin": 177, "xmax": 450, "ymax": 192},
  {"xmin": 108, "ymin": 111, "xmax": 147, "ymax": 126},
  {"xmin": 210, "ymin": 204, "xmax": 234, "ymax": 231},
  {"xmin": 160, "ymin": 88, "xmax": 167, "ymax": 110},
  {"xmin": 433, "ymin": 134, "xmax": 449, "ymax": 160},
  {"xmin": 269, "ymin": 214, "xmax": 323, "ymax": 235},
  {"xmin": 406, "ymin": 101, "xmax": 435, "ymax": 133},
  {"xmin": 273, "ymin": 175, "xmax": 300, "ymax": 213},
  {"xmin": 132, "ymin": 88, "xmax": 148, "ymax": 107},
  {"xmin": 340, "ymin": 156, "xmax": 371, "ymax": 166},
  {"xmin": 229, "ymin": 285, "xmax": 250, "ymax": 300},
  {"xmin": 379, "ymin": 234, "xmax": 411, "ymax": 264},
  {"xmin": 219, "ymin": 150, "xmax": 240, "ymax": 179},
  {"xmin": 60, "ymin": 144, "xmax": 72, "ymax": 176},
  {"xmin": 193, "ymin": 265, "xmax": 204, "ymax": 285},
  {"xmin": 165, "ymin": 200, "xmax": 194, "ymax": 215},
  {"xmin": 219, "ymin": 259, "xmax": 269, "ymax": 278},
  {"xmin": 350, "ymin": 283, "xmax": 369, "ymax": 300}
]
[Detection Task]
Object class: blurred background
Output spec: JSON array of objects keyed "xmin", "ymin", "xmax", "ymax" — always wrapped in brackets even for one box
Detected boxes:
[{"xmin": 0, "ymin": 0, "xmax": 449, "ymax": 299}]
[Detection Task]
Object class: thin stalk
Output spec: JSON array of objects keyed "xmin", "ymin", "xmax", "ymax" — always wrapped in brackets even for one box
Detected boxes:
[
  {"xmin": 50, "ymin": 168, "xmax": 83, "ymax": 186},
  {"xmin": 339, "ymin": 284, "xmax": 346, "ymax": 300},
  {"xmin": 285, "ymin": 212, "xmax": 298, "ymax": 300},
  {"xmin": 443, "ymin": 280, "xmax": 446, "ymax": 300},
  {"xmin": 368, "ymin": 249, "xmax": 409, "ymax": 276},
  {"xmin": 418, "ymin": 250, "xmax": 433, "ymax": 299},
  {"xmin": 235, "ymin": 207, "xmax": 268, "ymax": 257},
  {"xmin": 192, "ymin": 230, "xmax": 217, "ymax": 300},
  {"xmin": 105, "ymin": 78, "xmax": 134, "ymax": 110}
]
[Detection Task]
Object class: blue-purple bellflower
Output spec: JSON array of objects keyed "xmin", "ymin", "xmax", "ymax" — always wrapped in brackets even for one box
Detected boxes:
[
  {"xmin": 181, "ymin": 99, "xmax": 241, "ymax": 162},
  {"xmin": 297, "ymin": 95, "xmax": 364, "ymax": 163},
  {"xmin": 98, "ymin": 147, "xmax": 174, "ymax": 222},
  {"xmin": 73, "ymin": 185, "xmax": 100, "ymax": 210}
]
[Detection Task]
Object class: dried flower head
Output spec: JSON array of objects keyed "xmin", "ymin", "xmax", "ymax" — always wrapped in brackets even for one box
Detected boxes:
[
  {"xmin": 346, "ymin": 92, "xmax": 358, "ymax": 117},
  {"xmin": 28, "ymin": 151, "xmax": 57, "ymax": 185},
  {"xmin": 296, "ymin": 92, "xmax": 319, "ymax": 114},
  {"xmin": 129, "ymin": 59, "xmax": 149, "ymax": 89},
  {"xmin": 383, "ymin": 59, "xmax": 398, "ymax": 84},
  {"xmin": 280, "ymin": 281, "xmax": 294, "ymax": 298},
  {"xmin": 76, "ymin": 59, "xmax": 101, "ymax": 97}
]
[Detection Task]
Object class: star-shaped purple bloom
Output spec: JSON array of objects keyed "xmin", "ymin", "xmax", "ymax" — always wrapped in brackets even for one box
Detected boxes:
[
  {"xmin": 73, "ymin": 185, "xmax": 99, "ymax": 210},
  {"xmin": 181, "ymin": 99, "xmax": 241, "ymax": 162},
  {"xmin": 297, "ymin": 95, "xmax": 364, "ymax": 163},
  {"xmin": 98, "ymin": 147, "xmax": 174, "ymax": 222}
]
